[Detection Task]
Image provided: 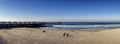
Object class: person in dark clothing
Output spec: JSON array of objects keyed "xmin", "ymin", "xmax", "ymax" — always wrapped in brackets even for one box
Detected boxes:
[
  {"xmin": 63, "ymin": 32, "xmax": 66, "ymax": 37},
  {"xmin": 66, "ymin": 33, "xmax": 69, "ymax": 37},
  {"xmin": 63, "ymin": 32, "xmax": 69, "ymax": 37}
]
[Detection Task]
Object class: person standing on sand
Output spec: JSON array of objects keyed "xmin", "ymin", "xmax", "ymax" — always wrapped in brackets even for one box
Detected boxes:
[
  {"xmin": 63, "ymin": 32, "xmax": 66, "ymax": 37},
  {"xmin": 63, "ymin": 32, "xmax": 69, "ymax": 37},
  {"xmin": 66, "ymin": 33, "xmax": 69, "ymax": 37}
]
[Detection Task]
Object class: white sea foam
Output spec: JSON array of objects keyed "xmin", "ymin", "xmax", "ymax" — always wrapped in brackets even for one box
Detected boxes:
[{"xmin": 53, "ymin": 24, "xmax": 120, "ymax": 28}]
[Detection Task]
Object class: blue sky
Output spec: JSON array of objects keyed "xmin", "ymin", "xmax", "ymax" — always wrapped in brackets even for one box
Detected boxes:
[{"xmin": 0, "ymin": 0, "xmax": 120, "ymax": 22}]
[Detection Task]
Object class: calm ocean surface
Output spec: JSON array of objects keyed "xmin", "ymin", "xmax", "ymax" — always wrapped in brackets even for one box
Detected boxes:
[{"xmin": 42, "ymin": 22, "xmax": 120, "ymax": 30}]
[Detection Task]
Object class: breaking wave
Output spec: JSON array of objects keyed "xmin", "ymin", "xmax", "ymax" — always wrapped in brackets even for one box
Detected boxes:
[{"xmin": 52, "ymin": 24, "xmax": 120, "ymax": 29}]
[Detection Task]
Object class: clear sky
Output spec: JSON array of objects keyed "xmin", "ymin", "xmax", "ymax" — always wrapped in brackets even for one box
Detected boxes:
[{"xmin": 0, "ymin": 0, "xmax": 120, "ymax": 22}]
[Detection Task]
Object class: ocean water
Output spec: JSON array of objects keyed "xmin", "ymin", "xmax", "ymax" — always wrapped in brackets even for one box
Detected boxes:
[{"xmin": 43, "ymin": 22, "xmax": 120, "ymax": 30}]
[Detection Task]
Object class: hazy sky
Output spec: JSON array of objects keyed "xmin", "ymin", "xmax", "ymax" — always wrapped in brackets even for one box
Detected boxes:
[{"xmin": 0, "ymin": 0, "xmax": 120, "ymax": 22}]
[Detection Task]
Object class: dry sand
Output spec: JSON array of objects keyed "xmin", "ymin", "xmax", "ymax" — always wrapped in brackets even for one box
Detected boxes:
[{"xmin": 0, "ymin": 28, "xmax": 120, "ymax": 44}]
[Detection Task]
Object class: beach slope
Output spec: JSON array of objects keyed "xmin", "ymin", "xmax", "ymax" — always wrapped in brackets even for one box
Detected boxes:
[{"xmin": 0, "ymin": 28, "xmax": 120, "ymax": 44}]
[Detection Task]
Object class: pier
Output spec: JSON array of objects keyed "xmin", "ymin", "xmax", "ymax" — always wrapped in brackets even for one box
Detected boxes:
[{"xmin": 0, "ymin": 22, "xmax": 61, "ymax": 28}]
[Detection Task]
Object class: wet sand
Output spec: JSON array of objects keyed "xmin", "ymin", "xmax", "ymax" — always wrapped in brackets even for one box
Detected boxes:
[{"xmin": 0, "ymin": 28, "xmax": 120, "ymax": 44}]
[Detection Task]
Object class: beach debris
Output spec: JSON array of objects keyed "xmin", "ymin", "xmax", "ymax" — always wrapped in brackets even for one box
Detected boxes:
[
  {"xmin": 43, "ymin": 30, "xmax": 46, "ymax": 32},
  {"xmin": 71, "ymin": 30, "xmax": 74, "ymax": 32}
]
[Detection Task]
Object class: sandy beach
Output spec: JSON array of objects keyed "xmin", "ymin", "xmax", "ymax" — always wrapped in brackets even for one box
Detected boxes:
[{"xmin": 0, "ymin": 28, "xmax": 120, "ymax": 44}]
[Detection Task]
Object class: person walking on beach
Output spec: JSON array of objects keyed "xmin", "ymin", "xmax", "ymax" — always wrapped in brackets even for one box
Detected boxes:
[
  {"xmin": 63, "ymin": 32, "xmax": 66, "ymax": 37},
  {"xmin": 66, "ymin": 33, "xmax": 69, "ymax": 37},
  {"xmin": 63, "ymin": 32, "xmax": 69, "ymax": 37}
]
